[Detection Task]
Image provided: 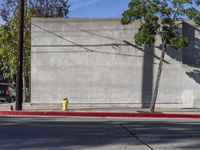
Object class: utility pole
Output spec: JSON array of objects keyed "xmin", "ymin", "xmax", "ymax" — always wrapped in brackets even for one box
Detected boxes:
[{"xmin": 16, "ymin": 0, "xmax": 24, "ymax": 110}]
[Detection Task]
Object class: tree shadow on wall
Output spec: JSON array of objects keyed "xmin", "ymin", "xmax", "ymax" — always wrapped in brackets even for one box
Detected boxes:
[
  {"xmin": 164, "ymin": 23, "xmax": 200, "ymax": 65},
  {"xmin": 186, "ymin": 70, "xmax": 200, "ymax": 84},
  {"xmin": 160, "ymin": 22, "xmax": 200, "ymax": 86},
  {"xmin": 32, "ymin": 20, "xmax": 170, "ymax": 108},
  {"xmin": 182, "ymin": 22, "xmax": 200, "ymax": 68},
  {"xmin": 183, "ymin": 22, "xmax": 200, "ymax": 85}
]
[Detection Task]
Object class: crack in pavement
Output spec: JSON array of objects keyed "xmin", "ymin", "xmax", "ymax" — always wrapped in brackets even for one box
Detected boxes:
[{"xmin": 120, "ymin": 124, "xmax": 155, "ymax": 150}]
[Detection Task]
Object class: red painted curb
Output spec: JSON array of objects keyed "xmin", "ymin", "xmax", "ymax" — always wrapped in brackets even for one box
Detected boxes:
[{"xmin": 0, "ymin": 111, "xmax": 200, "ymax": 118}]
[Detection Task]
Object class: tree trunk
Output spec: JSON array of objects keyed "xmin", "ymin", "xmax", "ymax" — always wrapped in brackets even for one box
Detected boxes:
[{"xmin": 150, "ymin": 43, "xmax": 167, "ymax": 112}]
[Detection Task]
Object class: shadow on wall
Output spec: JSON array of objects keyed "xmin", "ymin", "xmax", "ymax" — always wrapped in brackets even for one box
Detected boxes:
[
  {"xmin": 186, "ymin": 70, "xmax": 200, "ymax": 84},
  {"xmin": 158, "ymin": 22, "xmax": 200, "ymax": 86},
  {"xmin": 121, "ymin": 41, "xmax": 155, "ymax": 108},
  {"xmin": 139, "ymin": 22, "xmax": 200, "ymax": 107},
  {"xmin": 141, "ymin": 46, "xmax": 154, "ymax": 108},
  {"xmin": 163, "ymin": 22, "xmax": 200, "ymax": 66},
  {"xmin": 32, "ymin": 19, "xmax": 200, "ymax": 107},
  {"xmin": 183, "ymin": 22, "xmax": 200, "ymax": 68},
  {"xmin": 32, "ymin": 20, "xmax": 160, "ymax": 108},
  {"xmin": 165, "ymin": 45, "xmax": 182, "ymax": 62},
  {"xmin": 183, "ymin": 22, "xmax": 200, "ymax": 85}
]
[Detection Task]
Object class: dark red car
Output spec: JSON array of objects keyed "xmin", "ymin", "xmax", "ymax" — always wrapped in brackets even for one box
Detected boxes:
[{"xmin": 0, "ymin": 83, "xmax": 16, "ymax": 103}]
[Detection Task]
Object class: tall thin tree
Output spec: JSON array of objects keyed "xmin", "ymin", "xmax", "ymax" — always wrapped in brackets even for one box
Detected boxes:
[{"xmin": 121, "ymin": 0, "xmax": 200, "ymax": 112}]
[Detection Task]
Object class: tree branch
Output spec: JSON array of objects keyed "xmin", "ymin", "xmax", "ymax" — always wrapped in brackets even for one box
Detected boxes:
[{"xmin": 173, "ymin": 4, "xmax": 181, "ymax": 21}]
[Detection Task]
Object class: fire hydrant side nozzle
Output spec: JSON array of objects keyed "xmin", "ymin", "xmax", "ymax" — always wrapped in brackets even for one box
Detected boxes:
[{"xmin": 62, "ymin": 96, "xmax": 68, "ymax": 111}]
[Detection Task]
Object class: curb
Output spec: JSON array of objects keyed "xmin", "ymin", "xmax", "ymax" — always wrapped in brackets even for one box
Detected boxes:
[{"xmin": 1, "ymin": 111, "xmax": 200, "ymax": 118}]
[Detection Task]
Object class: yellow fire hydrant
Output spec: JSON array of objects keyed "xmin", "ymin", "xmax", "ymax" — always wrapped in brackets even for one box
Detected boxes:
[{"xmin": 62, "ymin": 96, "xmax": 68, "ymax": 111}]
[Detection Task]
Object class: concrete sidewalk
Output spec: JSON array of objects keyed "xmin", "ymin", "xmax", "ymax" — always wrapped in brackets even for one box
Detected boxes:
[
  {"xmin": 1, "ymin": 102, "xmax": 200, "ymax": 118},
  {"xmin": 1, "ymin": 102, "xmax": 200, "ymax": 114}
]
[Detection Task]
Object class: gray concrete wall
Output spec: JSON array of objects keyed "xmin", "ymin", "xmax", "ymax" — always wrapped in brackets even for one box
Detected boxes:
[{"xmin": 31, "ymin": 18, "xmax": 200, "ymax": 108}]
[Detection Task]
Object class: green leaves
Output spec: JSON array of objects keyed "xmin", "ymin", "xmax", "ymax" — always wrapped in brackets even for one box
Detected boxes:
[
  {"xmin": 121, "ymin": 0, "xmax": 147, "ymax": 24},
  {"xmin": 121, "ymin": 9, "xmax": 134, "ymax": 25},
  {"xmin": 121, "ymin": 0, "xmax": 200, "ymax": 49},
  {"xmin": 185, "ymin": 7, "xmax": 200, "ymax": 26},
  {"xmin": 186, "ymin": 7, "xmax": 199, "ymax": 18},
  {"xmin": 29, "ymin": 0, "xmax": 70, "ymax": 18},
  {"xmin": 0, "ymin": 0, "xmax": 70, "ymax": 80},
  {"xmin": 196, "ymin": 0, "xmax": 200, "ymax": 5},
  {"xmin": 0, "ymin": 0, "xmax": 70, "ymax": 22},
  {"xmin": 0, "ymin": 15, "xmax": 32, "ymax": 80},
  {"xmin": 170, "ymin": 37, "xmax": 189, "ymax": 50},
  {"xmin": 0, "ymin": 17, "xmax": 19, "ymax": 80},
  {"xmin": 134, "ymin": 23, "xmax": 157, "ymax": 46}
]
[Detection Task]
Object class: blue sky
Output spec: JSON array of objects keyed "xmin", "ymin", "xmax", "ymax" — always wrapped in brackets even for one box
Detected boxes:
[
  {"xmin": 0, "ymin": 0, "xmax": 129, "ymax": 24},
  {"xmin": 68, "ymin": 0, "xmax": 129, "ymax": 18},
  {"xmin": 1, "ymin": 0, "xmax": 200, "ymax": 24}
]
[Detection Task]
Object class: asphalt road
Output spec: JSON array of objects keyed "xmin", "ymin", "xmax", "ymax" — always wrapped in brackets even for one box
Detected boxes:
[{"xmin": 0, "ymin": 116, "xmax": 200, "ymax": 150}]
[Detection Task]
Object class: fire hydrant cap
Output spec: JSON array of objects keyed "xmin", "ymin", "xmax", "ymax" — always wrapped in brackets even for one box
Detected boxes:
[{"xmin": 62, "ymin": 96, "xmax": 67, "ymax": 100}]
